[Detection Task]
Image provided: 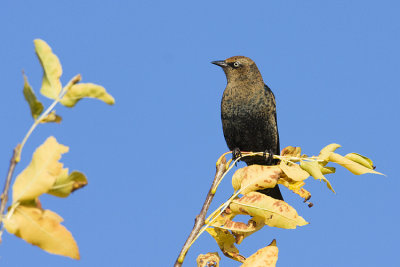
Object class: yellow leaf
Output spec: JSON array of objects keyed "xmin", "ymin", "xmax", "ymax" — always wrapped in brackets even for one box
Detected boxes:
[
  {"xmin": 39, "ymin": 110, "xmax": 62, "ymax": 124},
  {"xmin": 206, "ymin": 228, "xmax": 245, "ymax": 262},
  {"xmin": 278, "ymin": 178, "xmax": 311, "ymax": 201},
  {"xmin": 232, "ymin": 165, "xmax": 281, "ymax": 194},
  {"xmin": 13, "ymin": 137, "xmax": 69, "ymax": 202},
  {"xmin": 318, "ymin": 143, "xmax": 341, "ymax": 166},
  {"xmin": 34, "ymin": 39, "xmax": 63, "ymax": 99},
  {"xmin": 329, "ymin": 153, "xmax": 383, "ymax": 175},
  {"xmin": 231, "ymin": 217, "xmax": 265, "ymax": 245},
  {"xmin": 210, "ymin": 210, "xmax": 265, "ymax": 244},
  {"xmin": 319, "ymin": 143, "xmax": 341, "ymax": 156},
  {"xmin": 230, "ymin": 192, "xmax": 308, "ymax": 229},
  {"xmin": 197, "ymin": 252, "xmax": 220, "ymax": 267},
  {"xmin": 3, "ymin": 205, "xmax": 79, "ymax": 259},
  {"xmin": 48, "ymin": 170, "xmax": 87, "ymax": 198},
  {"xmin": 23, "ymin": 74, "xmax": 43, "ymax": 119},
  {"xmin": 241, "ymin": 239, "xmax": 278, "ymax": 267},
  {"xmin": 279, "ymin": 162, "xmax": 309, "ymax": 181},
  {"xmin": 344, "ymin": 153, "xmax": 375, "ymax": 170},
  {"xmin": 60, "ymin": 83, "xmax": 115, "ymax": 107},
  {"xmin": 300, "ymin": 161, "xmax": 335, "ymax": 193}
]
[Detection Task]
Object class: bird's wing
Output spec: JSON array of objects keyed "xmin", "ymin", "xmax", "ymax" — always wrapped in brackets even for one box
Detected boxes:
[{"xmin": 264, "ymin": 84, "xmax": 280, "ymax": 154}]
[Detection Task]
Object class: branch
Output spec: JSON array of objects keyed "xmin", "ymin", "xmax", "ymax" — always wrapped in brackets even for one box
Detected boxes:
[
  {"xmin": 0, "ymin": 144, "xmax": 21, "ymax": 240},
  {"xmin": 174, "ymin": 156, "xmax": 228, "ymax": 267}
]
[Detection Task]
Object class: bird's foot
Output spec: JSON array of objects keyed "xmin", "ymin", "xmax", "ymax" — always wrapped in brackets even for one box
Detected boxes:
[
  {"xmin": 263, "ymin": 149, "xmax": 275, "ymax": 165},
  {"xmin": 232, "ymin": 148, "xmax": 242, "ymax": 163}
]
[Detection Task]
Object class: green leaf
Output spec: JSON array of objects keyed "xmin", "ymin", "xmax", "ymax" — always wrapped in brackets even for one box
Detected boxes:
[
  {"xmin": 48, "ymin": 171, "xmax": 87, "ymax": 198},
  {"xmin": 60, "ymin": 83, "xmax": 115, "ymax": 107},
  {"xmin": 34, "ymin": 39, "xmax": 63, "ymax": 99},
  {"xmin": 23, "ymin": 74, "xmax": 43, "ymax": 119}
]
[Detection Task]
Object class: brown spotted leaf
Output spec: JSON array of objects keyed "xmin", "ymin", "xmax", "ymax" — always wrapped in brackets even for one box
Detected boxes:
[
  {"xmin": 241, "ymin": 239, "xmax": 278, "ymax": 267},
  {"xmin": 232, "ymin": 165, "xmax": 281, "ymax": 194},
  {"xmin": 206, "ymin": 228, "xmax": 245, "ymax": 262},
  {"xmin": 280, "ymin": 146, "xmax": 301, "ymax": 158},
  {"xmin": 278, "ymin": 177, "xmax": 311, "ymax": 201},
  {"xmin": 210, "ymin": 210, "xmax": 265, "ymax": 244},
  {"xmin": 230, "ymin": 192, "xmax": 308, "ymax": 229}
]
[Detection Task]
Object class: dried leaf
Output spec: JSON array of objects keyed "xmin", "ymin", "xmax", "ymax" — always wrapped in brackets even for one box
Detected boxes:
[
  {"xmin": 23, "ymin": 74, "xmax": 43, "ymax": 119},
  {"xmin": 60, "ymin": 83, "xmax": 115, "ymax": 107},
  {"xmin": 197, "ymin": 252, "xmax": 220, "ymax": 267},
  {"xmin": 206, "ymin": 228, "xmax": 245, "ymax": 262},
  {"xmin": 280, "ymin": 146, "xmax": 301, "ymax": 158},
  {"xmin": 232, "ymin": 165, "xmax": 281, "ymax": 194},
  {"xmin": 13, "ymin": 137, "xmax": 68, "ymax": 202},
  {"xmin": 278, "ymin": 178, "xmax": 311, "ymax": 201},
  {"xmin": 230, "ymin": 192, "xmax": 308, "ymax": 229},
  {"xmin": 300, "ymin": 161, "xmax": 335, "ymax": 193},
  {"xmin": 210, "ymin": 210, "xmax": 264, "ymax": 244},
  {"xmin": 48, "ymin": 170, "xmax": 87, "ymax": 198},
  {"xmin": 39, "ymin": 110, "xmax": 62, "ymax": 123},
  {"xmin": 3, "ymin": 205, "xmax": 79, "ymax": 259},
  {"xmin": 329, "ymin": 153, "xmax": 383, "ymax": 175},
  {"xmin": 34, "ymin": 39, "xmax": 63, "ymax": 99},
  {"xmin": 241, "ymin": 239, "xmax": 278, "ymax": 267}
]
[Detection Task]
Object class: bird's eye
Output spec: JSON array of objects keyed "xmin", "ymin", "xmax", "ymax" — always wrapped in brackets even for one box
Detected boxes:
[{"xmin": 233, "ymin": 61, "xmax": 240, "ymax": 68}]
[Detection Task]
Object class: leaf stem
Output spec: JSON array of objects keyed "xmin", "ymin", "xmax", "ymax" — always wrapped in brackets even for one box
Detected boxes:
[
  {"xmin": 174, "ymin": 156, "xmax": 228, "ymax": 267},
  {"xmin": 0, "ymin": 145, "xmax": 20, "ymax": 241}
]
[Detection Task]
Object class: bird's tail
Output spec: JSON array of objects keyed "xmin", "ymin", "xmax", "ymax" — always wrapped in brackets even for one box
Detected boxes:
[{"xmin": 257, "ymin": 186, "xmax": 283, "ymax": 200}]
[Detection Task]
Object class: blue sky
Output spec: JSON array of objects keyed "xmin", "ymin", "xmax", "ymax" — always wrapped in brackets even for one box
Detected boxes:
[{"xmin": 0, "ymin": 1, "xmax": 398, "ymax": 266}]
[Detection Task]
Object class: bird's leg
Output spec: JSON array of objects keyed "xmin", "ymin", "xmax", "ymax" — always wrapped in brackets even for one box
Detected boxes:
[
  {"xmin": 232, "ymin": 147, "xmax": 242, "ymax": 162},
  {"xmin": 263, "ymin": 149, "xmax": 275, "ymax": 165}
]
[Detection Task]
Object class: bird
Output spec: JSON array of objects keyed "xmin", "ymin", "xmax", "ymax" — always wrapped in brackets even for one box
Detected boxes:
[{"xmin": 212, "ymin": 56, "xmax": 283, "ymax": 200}]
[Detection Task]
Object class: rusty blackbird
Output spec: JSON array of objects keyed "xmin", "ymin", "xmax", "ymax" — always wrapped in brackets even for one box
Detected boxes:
[{"xmin": 212, "ymin": 56, "xmax": 283, "ymax": 200}]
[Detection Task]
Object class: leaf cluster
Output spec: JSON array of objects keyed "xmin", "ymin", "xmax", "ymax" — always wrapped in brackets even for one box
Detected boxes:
[
  {"xmin": 200, "ymin": 144, "xmax": 383, "ymax": 266},
  {"xmin": 1, "ymin": 39, "xmax": 115, "ymax": 259}
]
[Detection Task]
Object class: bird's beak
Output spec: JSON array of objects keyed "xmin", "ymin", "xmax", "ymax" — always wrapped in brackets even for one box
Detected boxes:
[{"xmin": 211, "ymin": 60, "xmax": 228, "ymax": 67}]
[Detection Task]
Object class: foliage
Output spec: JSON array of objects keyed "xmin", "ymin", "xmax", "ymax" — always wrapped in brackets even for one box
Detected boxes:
[
  {"xmin": 0, "ymin": 39, "xmax": 114, "ymax": 259},
  {"xmin": 196, "ymin": 144, "xmax": 383, "ymax": 266}
]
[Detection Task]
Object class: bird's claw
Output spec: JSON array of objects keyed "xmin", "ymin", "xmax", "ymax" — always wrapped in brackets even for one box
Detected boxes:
[
  {"xmin": 232, "ymin": 148, "xmax": 242, "ymax": 162},
  {"xmin": 263, "ymin": 149, "xmax": 275, "ymax": 165}
]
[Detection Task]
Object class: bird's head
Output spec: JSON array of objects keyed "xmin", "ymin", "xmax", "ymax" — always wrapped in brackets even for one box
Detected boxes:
[{"xmin": 211, "ymin": 56, "xmax": 263, "ymax": 83}]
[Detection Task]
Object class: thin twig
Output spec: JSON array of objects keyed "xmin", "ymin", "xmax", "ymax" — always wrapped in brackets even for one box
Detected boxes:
[
  {"xmin": 0, "ymin": 144, "xmax": 21, "ymax": 240},
  {"xmin": 174, "ymin": 156, "xmax": 228, "ymax": 267}
]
